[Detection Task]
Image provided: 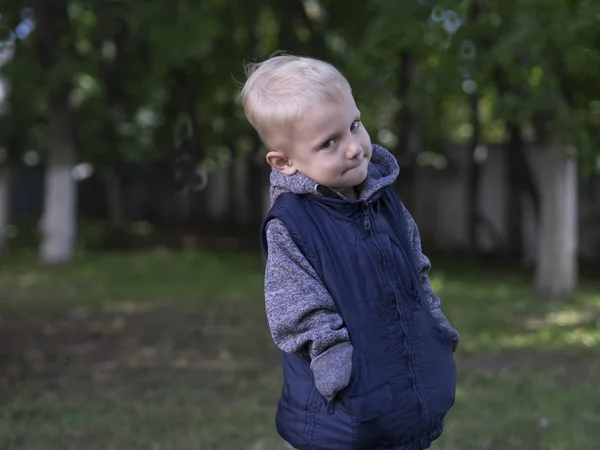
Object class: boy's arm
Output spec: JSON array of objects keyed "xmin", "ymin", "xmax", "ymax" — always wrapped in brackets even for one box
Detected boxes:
[
  {"xmin": 402, "ymin": 205, "xmax": 460, "ymax": 351},
  {"xmin": 265, "ymin": 218, "xmax": 353, "ymax": 401}
]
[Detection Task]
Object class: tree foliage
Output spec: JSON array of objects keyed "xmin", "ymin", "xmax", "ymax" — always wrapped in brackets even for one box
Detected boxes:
[{"xmin": 0, "ymin": 0, "xmax": 597, "ymax": 168}]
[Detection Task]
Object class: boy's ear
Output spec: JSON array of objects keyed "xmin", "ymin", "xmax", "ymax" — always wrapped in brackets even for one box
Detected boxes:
[{"xmin": 266, "ymin": 151, "xmax": 297, "ymax": 176}]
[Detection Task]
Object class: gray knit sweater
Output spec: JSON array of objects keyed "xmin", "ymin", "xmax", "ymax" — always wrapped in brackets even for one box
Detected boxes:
[{"xmin": 264, "ymin": 144, "xmax": 459, "ymax": 401}]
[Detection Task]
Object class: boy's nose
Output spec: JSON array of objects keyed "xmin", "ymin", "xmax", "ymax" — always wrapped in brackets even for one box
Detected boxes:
[{"xmin": 346, "ymin": 140, "xmax": 362, "ymax": 159}]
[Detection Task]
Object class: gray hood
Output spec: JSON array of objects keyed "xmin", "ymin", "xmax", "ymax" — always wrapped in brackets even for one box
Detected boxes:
[{"xmin": 269, "ymin": 144, "xmax": 399, "ymax": 206}]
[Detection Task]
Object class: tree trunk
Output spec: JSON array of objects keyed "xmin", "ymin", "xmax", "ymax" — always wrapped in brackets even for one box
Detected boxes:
[
  {"xmin": 233, "ymin": 154, "xmax": 250, "ymax": 224},
  {"xmin": 466, "ymin": 93, "xmax": 481, "ymax": 255},
  {"xmin": 40, "ymin": 83, "xmax": 77, "ymax": 264},
  {"xmin": 394, "ymin": 50, "xmax": 419, "ymax": 211},
  {"xmin": 0, "ymin": 163, "xmax": 11, "ymax": 256},
  {"xmin": 206, "ymin": 165, "xmax": 228, "ymax": 222},
  {"xmin": 534, "ymin": 142, "xmax": 578, "ymax": 299},
  {"xmin": 506, "ymin": 125, "xmax": 524, "ymax": 255},
  {"xmin": 104, "ymin": 166, "xmax": 124, "ymax": 229},
  {"xmin": 32, "ymin": 0, "xmax": 77, "ymax": 264},
  {"xmin": 505, "ymin": 124, "xmax": 540, "ymax": 265},
  {"xmin": 246, "ymin": 135, "xmax": 266, "ymax": 224}
]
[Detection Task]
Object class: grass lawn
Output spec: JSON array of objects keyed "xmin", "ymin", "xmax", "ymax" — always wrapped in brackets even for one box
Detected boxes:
[{"xmin": 1, "ymin": 250, "xmax": 600, "ymax": 449}]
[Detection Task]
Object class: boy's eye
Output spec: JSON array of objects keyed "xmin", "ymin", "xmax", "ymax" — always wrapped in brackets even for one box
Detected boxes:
[
  {"xmin": 351, "ymin": 120, "xmax": 361, "ymax": 131},
  {"xmin": 322, "ymin": 139, "xmax": 335, "ymax": 149}
]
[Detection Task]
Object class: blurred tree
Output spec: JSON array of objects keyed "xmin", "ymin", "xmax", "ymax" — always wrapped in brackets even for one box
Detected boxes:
[
  {"xmin": 78, "ymin": 0, "xmax": 225, "ymax": 225},
  {"xmin": 0, "ymin": 44, "xmax": 19, "ymax": 257},
  {"xmin": 27, "ymin": 0, "xmax": 80, "ymax": 264},
  {"xmin": 0, "ymin": 4, "xmax": 42, "ymax": 256},
  {"xmin": 464, "ymin": 0, "xmax": 600, "ymax": 298}
]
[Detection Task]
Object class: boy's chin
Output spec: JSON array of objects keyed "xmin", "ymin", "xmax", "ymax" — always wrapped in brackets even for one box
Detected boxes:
[{"xmin": 345, "ymin": 168, "xmax": 368, "ymax": 186}]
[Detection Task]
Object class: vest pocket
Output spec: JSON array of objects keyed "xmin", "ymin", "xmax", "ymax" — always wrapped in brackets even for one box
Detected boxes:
[
  {"xmin": 344, "ymin": 383, "xmax": 412, "ymax": 448},
  {"xmin": 421, "ymin": 306, "xmax": 454, "ymax": 347},
  {"xmin": 346, "ymin": 382, "xmax": 393, "ymax": 422}
]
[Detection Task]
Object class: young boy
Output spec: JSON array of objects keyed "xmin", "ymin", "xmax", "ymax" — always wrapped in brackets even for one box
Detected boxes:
[{"xmin": 240, "ymin": 54, "xmax": 459, "ymax": 450}]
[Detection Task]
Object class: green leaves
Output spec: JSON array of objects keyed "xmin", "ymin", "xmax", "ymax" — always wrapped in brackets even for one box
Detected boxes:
[{"xmin": 0, "ymin": 0, "xmax": 598, "ymax": 171}]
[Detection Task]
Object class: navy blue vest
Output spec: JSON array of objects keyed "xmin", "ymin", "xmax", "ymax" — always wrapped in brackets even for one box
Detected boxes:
[{"xmin": 260, "ymin": 186, "xmax": 456, "ymax": 450}]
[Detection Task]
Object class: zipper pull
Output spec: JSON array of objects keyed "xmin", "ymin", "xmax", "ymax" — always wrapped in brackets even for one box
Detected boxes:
[
  {"xmin": 363, "ymin": 211, "xmax": 371, "ymax": 230},
  {"xmin": 326, "ymin": 398, "xmax": 336, "ymax": 414}
]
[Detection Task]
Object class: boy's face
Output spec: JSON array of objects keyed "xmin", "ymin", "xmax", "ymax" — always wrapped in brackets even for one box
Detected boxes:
[{"xmin": 267, "ymin": 90, "xmax": 372, "ymax": 197}]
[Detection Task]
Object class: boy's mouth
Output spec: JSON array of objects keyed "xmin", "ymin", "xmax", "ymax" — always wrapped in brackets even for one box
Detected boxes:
[{"xmin": 345, "ymin": 159, "xmax": 365, "ymax": 173}]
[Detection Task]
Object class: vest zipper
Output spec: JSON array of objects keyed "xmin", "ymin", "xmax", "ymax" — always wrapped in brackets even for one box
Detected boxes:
[
  {"xmin": 363, "ymin": 210, "xmax": 371, "ymax": 230},
  {"xmin": 391, "ymin": 240, "xmax": 417, "ymax": 296},
  {"xmin": 362, "ymin": 203, "xmax": 428, "ymax": 429},
  {"xmin": 389, "ymin": 240, "xmax": 429, "ymax": 429}
]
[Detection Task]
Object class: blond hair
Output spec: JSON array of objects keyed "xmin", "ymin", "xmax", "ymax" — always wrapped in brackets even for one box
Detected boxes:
[{"xmin": 239, "ymin": 53, "xmax": 351, "ymax": 144}]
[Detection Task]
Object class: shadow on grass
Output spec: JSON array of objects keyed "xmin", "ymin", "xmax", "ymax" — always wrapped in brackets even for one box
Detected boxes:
[
  {"xmin": 430, "ymin": 267, "xmax": 600, "ymax": 354},
  {"xmin": 1, "ymin": 251, "xmax": 599, "ymax": 449}
]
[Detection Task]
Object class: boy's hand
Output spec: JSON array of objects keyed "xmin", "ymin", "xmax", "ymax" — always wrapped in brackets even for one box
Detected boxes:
[{"xmin": 310, "ymin": 342, "xmax": 353, "ymax": 402}]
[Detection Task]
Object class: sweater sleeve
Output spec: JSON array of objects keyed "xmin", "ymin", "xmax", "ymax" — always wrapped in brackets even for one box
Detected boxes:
[
  {"xmin": 401, "ymin": 204, "xmax": 460, "ymax": 351},
  {"xmin": 264, "ymin": 218, "xmax": 354, "ymax": 400}
]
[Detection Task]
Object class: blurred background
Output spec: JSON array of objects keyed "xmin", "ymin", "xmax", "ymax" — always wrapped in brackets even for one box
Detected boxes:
[{"xmin": 0, "ymin": 0, "xmax": 599, "ymax": 449}]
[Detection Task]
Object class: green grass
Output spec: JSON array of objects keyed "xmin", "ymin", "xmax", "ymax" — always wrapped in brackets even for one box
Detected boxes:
[
  {"xmin": 1, "ymin": 251, "xmax": 600, "ymax": 449},
  {"xmin": 0, "ymin": 250, "xmax": 265, "ymax": 307}
]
